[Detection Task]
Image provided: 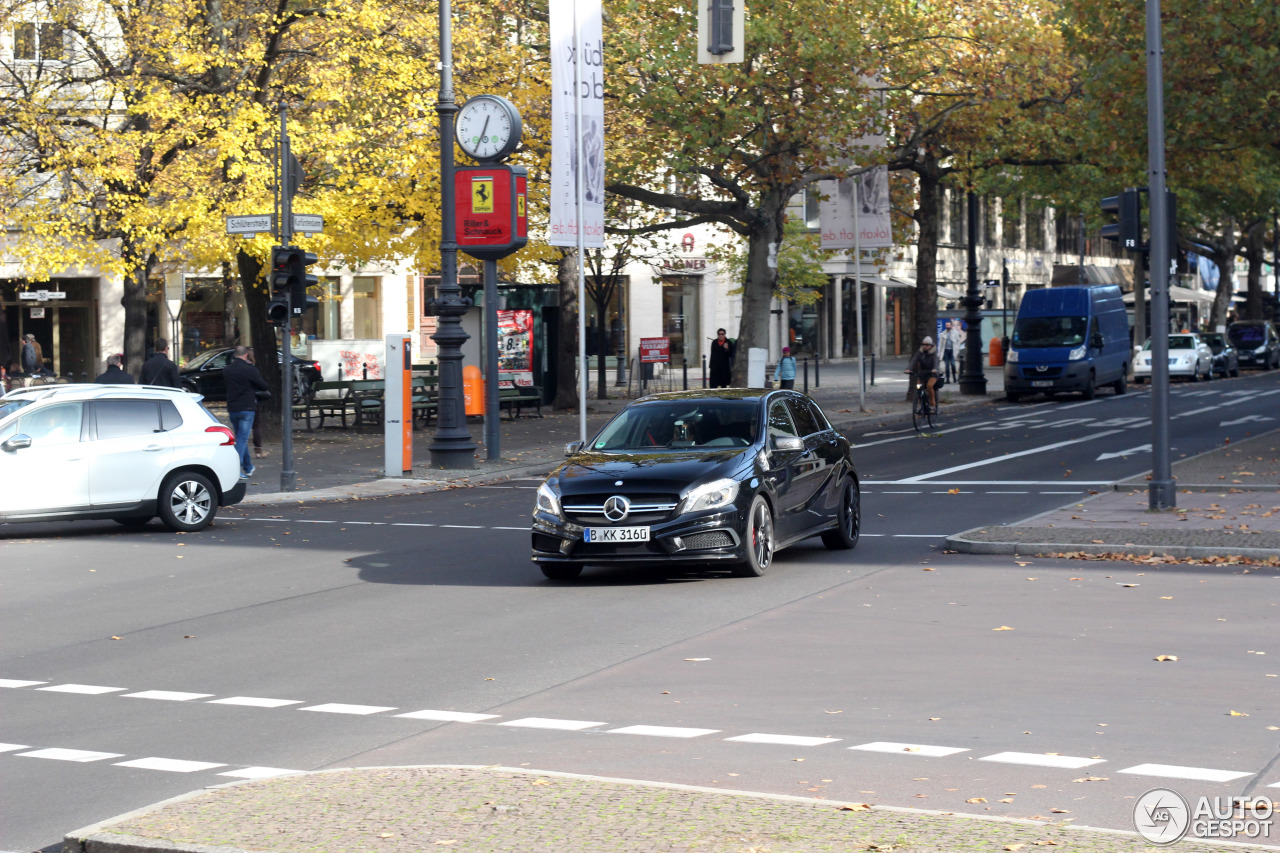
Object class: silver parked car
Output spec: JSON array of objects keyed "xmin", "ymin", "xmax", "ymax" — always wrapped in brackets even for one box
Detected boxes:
[
  {"xmin": 0, "ymin": 385, "xmax": 246, "ymax": 532},
  {"xmin": 1133, "ymin": 334, "xmax": 1213, "ymax": 383}
]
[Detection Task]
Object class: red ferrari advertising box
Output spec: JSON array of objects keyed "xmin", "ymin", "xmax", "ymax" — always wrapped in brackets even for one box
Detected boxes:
[
  {"xmin": 639, "ymin": 337, "xmax": 670, "ymax": 363},
  {"xmin": 456, "ymin": 165, "xmax": 528, "ymax": 260}
]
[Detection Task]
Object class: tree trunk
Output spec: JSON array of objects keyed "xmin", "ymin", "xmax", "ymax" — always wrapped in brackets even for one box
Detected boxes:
[
  {"xmin": 121, "ymin": 247, "xmax": 155, "ymax": 380},
  {"xmin": 731, "ymin": 195, "xmax": 786, "ymax": 387},
  {"xmin": 1242, "ymin": 220, "xmax": 1266, "ymax": 321},
  {"xmin": 1206, "ymin": 221, "xmax": 1239, "ymax": 330},
  {"xmin": 554, "ymin": 250, "xmax": 580, "ymax": 410},
  {"xmin": 595, "ymin": 305, "xmax": 609, "ymax": 399},
  {"xmin": 908, "ymin": 157, "xmax": 942, "ymax": 398},
  {"xmin": 237, "ymin": 251, "xmax": 283, "ymax": 438}
]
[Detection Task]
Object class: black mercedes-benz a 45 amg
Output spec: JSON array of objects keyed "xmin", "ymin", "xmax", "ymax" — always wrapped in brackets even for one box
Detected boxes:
[{"xmin": 531, "ymin": 389, "xmax": 860, "ymax": 580}]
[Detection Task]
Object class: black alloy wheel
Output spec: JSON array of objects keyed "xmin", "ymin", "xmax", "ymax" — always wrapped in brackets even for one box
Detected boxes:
[
  {"xmin": 733, "ymin": 494, "xmax": 774, "ymax": 577},
  {"xmin": 158, "ymin": 471, "xmax": 217, "ymax": 532},
  {"xmin": 821, "ymin": 479, "xmax": 861, "ymax": 550}
]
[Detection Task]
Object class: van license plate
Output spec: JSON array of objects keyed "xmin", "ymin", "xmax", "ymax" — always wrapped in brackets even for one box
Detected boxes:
[
  {"xmin": 584, "ymin": 526, "xmax": 650, "ymax": 543},
  {"xmin": 1031, "ymin": 380, "xmax": 1053, "ymax": 388}
]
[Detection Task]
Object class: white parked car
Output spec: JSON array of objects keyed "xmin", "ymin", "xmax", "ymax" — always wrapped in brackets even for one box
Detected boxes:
[
  {"xmin": 0, "ymin": 385, "xmax": 246, "ymax": 532},
  {"xmin": 1133, "ymin": 334, "xmax": 1213, "ymax": 383}
]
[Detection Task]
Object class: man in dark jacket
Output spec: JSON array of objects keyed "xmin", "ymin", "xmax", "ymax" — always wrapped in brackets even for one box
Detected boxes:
[
  {"xmin": 907, "ymin": 336, "xmax": 940, "ymax": 410},
  {"xmin": 94, "ymin": 353, "xmax": 135, "ymax": 384},
  {"xmin": 708, "ymin": 328, "xmax": 735, "ymax": 388},
  {"xmin": 224, "ymin": 345, "xmax": 269, "ymax": 479},
  {"xmin": 139, "ymin": 338, "xmax": 182, "ymax": 387}
]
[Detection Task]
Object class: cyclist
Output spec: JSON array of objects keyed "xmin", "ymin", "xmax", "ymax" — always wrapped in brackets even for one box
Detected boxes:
[{"xmin": 907, "ymin": 336, "xmax": 940, "ymax": 412}]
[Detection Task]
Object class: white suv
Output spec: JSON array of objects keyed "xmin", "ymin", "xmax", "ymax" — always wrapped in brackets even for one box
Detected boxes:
[{"xmin": 0, "ymin": 385, "xmax": 246, "ymax": 532}]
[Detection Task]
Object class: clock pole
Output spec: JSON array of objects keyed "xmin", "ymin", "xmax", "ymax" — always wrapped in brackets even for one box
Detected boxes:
[{"xmin": 428, "ymin": 0, "xmax": 477, "ymax": 469}]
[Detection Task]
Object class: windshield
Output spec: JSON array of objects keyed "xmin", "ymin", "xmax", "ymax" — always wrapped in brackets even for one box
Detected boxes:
[
  {"xmin": 1203, "ymin": 333, "xmax": 1226, "ymax": 351},
  {"xmin": 0, "ymin": 398, "xmax": 33, "ymax": 421},
  {"xmin": 1144, "ymin": 336, "xmax": 1197, "ymax": 351},
  {"xmin": 1228, "ymin": 325, "xmax": 1265, "ymax": 347},
  {"xmin": 1012, "ymin": 316, "xmax": 1087, "ymax": 348},
  {"xmin": 184, "ymin": 348, "xmax": 226, "ymax": 369},
  {"xmin": 590, "ymin": 400, "xmax": 759, "ymax": 451}
]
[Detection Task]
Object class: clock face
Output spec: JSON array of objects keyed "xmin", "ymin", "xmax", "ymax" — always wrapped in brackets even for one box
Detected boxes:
[{"xmin": 456, "ymin": 95, "xmax": 522, "ymax": 162}]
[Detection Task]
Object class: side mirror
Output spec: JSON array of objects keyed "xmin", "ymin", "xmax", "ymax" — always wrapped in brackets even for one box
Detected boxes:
[
  {"xmin": 2, "ymin": 434, "xmax": 32, "ymax": 452},
  {"xmin": 564, "ymin": 440, "xmax": 584, "ymax": 457},
  {"xmin": 771, "ymin": 435, "xmax": 804, "ymax": 453}
]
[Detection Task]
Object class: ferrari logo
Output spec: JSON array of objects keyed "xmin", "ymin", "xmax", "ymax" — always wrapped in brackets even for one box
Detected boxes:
[
  {"xmin": 471, "ymin": 177, "xmax": 494, "ymax": 213},
  {"xmin": 517, "ymin": 194, "xmax": 525, "ymax": 218}
]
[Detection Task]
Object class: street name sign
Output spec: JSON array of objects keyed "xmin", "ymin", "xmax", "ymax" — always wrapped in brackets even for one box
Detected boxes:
[
  {"xmin": 292, "ymin": 213, "xmax": 324, "ymax": 235},
  {"xmin": 225, "ymin": 214, "xmax": 275, "ymax": 236},
  {"xmin": 18, "ymin": 290, "xmax": 67, "ymax": 301}
]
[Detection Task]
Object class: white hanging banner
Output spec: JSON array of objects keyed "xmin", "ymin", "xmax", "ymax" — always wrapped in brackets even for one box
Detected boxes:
[
  {"xmin": 549, "ymin": 0, "xmax": 605, "ymax": 248},
  {"xmin": 819, "ymin": 167, "xmax": 892, "ymax": 250}
]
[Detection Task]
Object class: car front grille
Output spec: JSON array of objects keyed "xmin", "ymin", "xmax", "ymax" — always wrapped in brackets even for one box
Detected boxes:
[
  {"xmin": 562, "ymin": 493, "xmax": 679, "ymax": 525},
  {"xmin": 680, "ymin": 531, "xmax": 736, "ymax": 550}
]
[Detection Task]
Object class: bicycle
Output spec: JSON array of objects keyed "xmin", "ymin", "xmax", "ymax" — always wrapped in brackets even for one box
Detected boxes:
[{"xmin": 910, "ymin": 376, "xmax": 936, "ymax": 432}]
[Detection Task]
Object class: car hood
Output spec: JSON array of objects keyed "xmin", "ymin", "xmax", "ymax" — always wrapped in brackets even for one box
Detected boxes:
[{"xmin": 551, "ymin": 450, "xmax": 753, "ymax": 497}]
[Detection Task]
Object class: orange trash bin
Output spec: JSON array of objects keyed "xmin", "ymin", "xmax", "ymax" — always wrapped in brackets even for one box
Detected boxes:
[
  {"xmin": 989, "ymin": 336, "xmax": 1004, "ymax": 367},
  {"xmin": 463, "ymin": 364, "xmax": 485, "ymax": 415}
]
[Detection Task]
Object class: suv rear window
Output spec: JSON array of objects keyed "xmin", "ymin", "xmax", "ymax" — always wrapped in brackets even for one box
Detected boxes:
[{"xmin": 1228, "ymin": 325, "xmax": 1265, "ymax": 347}]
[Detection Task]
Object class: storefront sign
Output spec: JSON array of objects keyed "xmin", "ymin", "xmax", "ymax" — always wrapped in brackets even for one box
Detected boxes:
[
  {"xmin": 639, "ymin": 337, "xmax": 670, "ymax": 363},
  {"xmin": 660, "ymin": 258, "xmax": 707, "ymax": 271}
]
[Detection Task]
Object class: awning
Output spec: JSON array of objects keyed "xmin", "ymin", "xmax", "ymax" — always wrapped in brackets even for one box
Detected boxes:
[
  {"xmin": 1051, "ymin": 263, "xmax": 1134, "ymax": 286},
  {"xmin": 1122, "ymin": 286, "xmax": 1214, "ymax": 305},
  {"xmin": 936, "ymin": 284, "xmax": 964, "ymax": 300}
]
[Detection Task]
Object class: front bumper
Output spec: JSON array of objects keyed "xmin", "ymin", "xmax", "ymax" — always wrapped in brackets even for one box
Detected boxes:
[
  {"xmin": 531, "ymin": 506, "xmax": 745, "ymax": 565},
  {"xmin": 1003, "ymin": 360, "xmax": 1092, "ymax": 393}
]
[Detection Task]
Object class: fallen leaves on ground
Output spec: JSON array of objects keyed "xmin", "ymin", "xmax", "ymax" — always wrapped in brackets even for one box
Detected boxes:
[
  {"xmin": 966, "ymin": 797, "xmax": 988, "ymax": 804},
  {"xmin": 838, "ymin": 803, "xmax": 873, "ymax": 811},
  {"xmin": 1154, "ymin": 655, "xmax": 1179, "ymax": 662},
  {"xmin": 1048, "ymin": 551, "xmax": 1280, "ymax": 567},
  {"xmin": 993, "ymin": 626, "xmax": 1015, "ymax": 631}
]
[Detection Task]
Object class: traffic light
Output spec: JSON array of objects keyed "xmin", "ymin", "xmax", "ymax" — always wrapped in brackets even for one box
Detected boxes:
[
  {"xmin": 1100, "ymin": 188, "xmax": 1142, "ymax": 252},
  {"xmin": 266, "ymin": 246, "xmax": 318, "ymax": 326},
  {"xmin": 699, "ymin": 0, "xmax": 744, "ymax": 63}
]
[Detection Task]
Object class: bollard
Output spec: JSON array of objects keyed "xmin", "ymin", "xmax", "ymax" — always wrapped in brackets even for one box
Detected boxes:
[
  {"xmin": 701, "ymin": 354, "xmax": 708, "ymax": 388},
  {"xmin": 814, "ymin": 355, "xmax": 820, "ymax": 388},
  {"xmin": 803, "ymin": 355, "xmax": 810, "ymax": 394},
  {"xmin": 615, "ymin": 355, "xmax": 627, "ymax": 386},
  {"xmin": 870, "ymin": 353, "xmax": 876, "ymax": 386},
  {"xmin": 682, "ymin": 358, "xmax": 688, "ymax": 391}
]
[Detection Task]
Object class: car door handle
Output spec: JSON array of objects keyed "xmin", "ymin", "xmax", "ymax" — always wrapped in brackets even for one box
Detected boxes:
[{"xmin": 143, "ymin": 444, "xmax": 163, "ymax": 452}]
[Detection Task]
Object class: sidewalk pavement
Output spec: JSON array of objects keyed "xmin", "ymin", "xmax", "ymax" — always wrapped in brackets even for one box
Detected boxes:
[{"xmin": 65, "ymin": 764, "xmax": 1252, "ymax": 853}]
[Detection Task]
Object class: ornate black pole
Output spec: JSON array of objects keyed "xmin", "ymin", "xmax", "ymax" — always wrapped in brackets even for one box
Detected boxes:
[
  {"xmin": 427, "ymin": 0, "xmax": 476, "ymax": 469},
  {"xmin": 960, "ymin": 191, "xmax": 987, "ymax": 395}
]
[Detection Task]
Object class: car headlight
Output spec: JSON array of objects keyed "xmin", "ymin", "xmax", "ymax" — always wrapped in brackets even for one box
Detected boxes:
[
  {"xmin": 535, "ymin": 482, "xmax": 562, "ymax": 518},
  {"xmin": 1068, "ymin": 345, "xmax": 1086, "ymax": 361},
  {"xmin": 1256, "ymin": 345, "xmax": 1268, "ymax": 355},
  {"xmin": 682, "ymin": 478, "xmax": 740, "ymax": 514},
  {"xmin": 1006, "ymin": 349, "xmax": 1018, "ymax": 363}
]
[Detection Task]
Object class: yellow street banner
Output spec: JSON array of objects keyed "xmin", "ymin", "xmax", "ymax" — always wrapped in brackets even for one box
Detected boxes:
[{"xmin": 472, "ymin": 177, "xmax": 494, "ymax": 213}]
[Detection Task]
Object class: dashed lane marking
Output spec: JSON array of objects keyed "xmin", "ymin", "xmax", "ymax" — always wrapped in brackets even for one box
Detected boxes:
[
  {"xmin": 37, "ymin": 684, "xmax": 125, "ymax": 695},
  {"xmin": 724, "ymin": 733, "xmax": 840, "ymax": 747},
  {"xmin": 207, "ymin": 696, "xmax": 304, "ymax": 708},
  {"xmin": 0, "ymin": 680, "xmax": 45, "ymax": 688},
  {"xmin": 608, "ymin": 725, "xmax": 721, "ymax": 738},
  {"xmin": 115, "ymin": 757, "xmax": 225, "ymax": 773},
  {"xmin": 980, "ymin": 752, "xmax": 1105, "ymax": 770},
  {"xmin": 0, "ymin": 743, "xmax": 30, "ymax": 753},
  {"xmin": 500, "ymin": 717, "xmax": 608, "ymax": 731},
  {"xmin": 397, "ymin": 710, "xmax": 500, "ymax": 723},
  {"xmin": 18, "ymin": 748, "xmax": 124, "ymax": 762},
  {"xmin": 298, "ymin": 703, "xmax": 397, "ymax": 715},
  {"xmin": 123, "ymin": 690, "xmax": 214, "ymax": 702},
  {"xmin": 1118, "ymin": 763, "xmax": 1252, "ymax": 783},
  {"xmin": 851, "ymin": 742, "xmax": 969, "ymax": 757},
  {"xmin": 220, "ymin": 767, "xmax": 299, "ymax": 779}
]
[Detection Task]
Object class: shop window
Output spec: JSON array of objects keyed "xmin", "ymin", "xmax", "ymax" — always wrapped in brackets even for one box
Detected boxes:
[
  {"xmin": 13, "ymin": 22, "xmax": 62, "ymax": 61},
  {"xmin": 1026, "ymin": 204, "xmax": 1047, "ymax": 251},
  {"xmin": 948, "ymin": 190, "xmax": 966, "ymax": 245},
  {"xmin": 1002, "ymin": 198, "xmax": 1022, "ymax": 249},
  {"xmin": 661, "ymin": 276, "xmax": 700, "ymax": 366},
  {"xmin": 353, "ymin": 276, "xmax": 381, "ymax": 340}
]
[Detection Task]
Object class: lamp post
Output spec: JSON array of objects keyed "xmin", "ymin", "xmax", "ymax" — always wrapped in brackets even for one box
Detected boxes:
[
  {"xmin": 427, "ymin": 0, "xmax": 477, "ymax": 469},
  {"xmin": 960, "ymin": 191, "xmax": 987, "ymax": 395}
]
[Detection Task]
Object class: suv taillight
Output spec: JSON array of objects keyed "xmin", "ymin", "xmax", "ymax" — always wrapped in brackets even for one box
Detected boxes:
[{"xmin": 206, "ymin": 425, "xmax": 235, "ymax": 446}]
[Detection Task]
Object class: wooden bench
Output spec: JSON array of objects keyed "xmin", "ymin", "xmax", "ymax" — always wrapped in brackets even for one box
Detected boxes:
[
  {"xmin": 302, "ymin": 380, "xmax": 355, "ymax": 430},
  {"xmin": 350, "ymin": 379, "xmax": 385, "ymax": 428},
  {"xmin": 411, "ymin": 375, "xmax": 439, "ymax": 428},
  {"xmin": 499, "ymin": 385, "xmax": 543, "ymax": 420}
]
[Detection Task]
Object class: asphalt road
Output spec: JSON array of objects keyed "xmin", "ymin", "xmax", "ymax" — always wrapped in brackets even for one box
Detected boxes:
[{"xmin": 2, "ymin": 373, "xmax": 1278, "ymax": 852}]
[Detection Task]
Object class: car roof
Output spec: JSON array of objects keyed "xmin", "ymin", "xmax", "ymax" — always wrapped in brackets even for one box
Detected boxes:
[
  {"xmin": 633, "ymin": 388, "xmax": 788, "ymax": 404},
  {"xmin": 1, "ymin": 384, "xmax": 202, "ymax": 403}
]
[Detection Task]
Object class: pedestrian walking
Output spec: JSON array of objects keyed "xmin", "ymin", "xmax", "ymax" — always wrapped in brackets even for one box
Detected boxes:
[
  {"xmin": 708, "ymin": 328, "xmax": 735, "ymax": 388},
  {"xmin": 94, "ymin": 353, "xmax": 135, "ymax": 384},
  {"xmin": 941, "ymin": 321, "xmax": 963, "ymax": 383},
  {"xmin": 19, "ymin": 333, "xmax": 50, "ymax": 386},
  {"xmin": 223, "ymin": 345, "xmax": 269, "ymax": 479},
  {"xmin": 139, "ymin": 338, "xmax": 182, "ymax": 388},
  {"xmin": 773, "ymin": 346, "xmax": 797, "ymax": 389}
]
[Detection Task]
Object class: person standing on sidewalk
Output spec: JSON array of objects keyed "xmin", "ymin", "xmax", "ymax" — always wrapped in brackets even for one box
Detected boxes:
[
  {"xmin": 940, "ymin": 321, "xmax": 963, "ymax": 384},
  {"xmin": 247, "ymin": 348, "xmax": 267, "ymax": 458},
  {"xmin": 224, "ymin": 345, "xmax": 268, "ymax": 479},
  {"xmin": 708, "ymin": 328, "xmax": 735, "ymax": 388},
  {"xmin": 773, "ymin": 347, "xmax": 797, "ymax": 389},
  {"xmin": 139, "ymin": 338, "xmax": 181, "ymax": 387}
]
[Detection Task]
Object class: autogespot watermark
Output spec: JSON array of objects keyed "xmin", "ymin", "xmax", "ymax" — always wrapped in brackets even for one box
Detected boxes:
[{"xmin": 1134, "ymin": 788, "xmax": 1276, "ymax": 845}]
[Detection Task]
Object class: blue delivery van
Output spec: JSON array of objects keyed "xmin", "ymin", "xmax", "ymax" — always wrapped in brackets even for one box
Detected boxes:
[{"xmin": 1004, "ymin": 285, "xmax": 1130, "ymax": 401}]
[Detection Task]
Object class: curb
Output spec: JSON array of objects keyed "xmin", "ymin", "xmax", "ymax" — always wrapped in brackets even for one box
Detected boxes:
[{"xmin": 945, "ymin": 533, "xmax": 1280, "ymax": 561}]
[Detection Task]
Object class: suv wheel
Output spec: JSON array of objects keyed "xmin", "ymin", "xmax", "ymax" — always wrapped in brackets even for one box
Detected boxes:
[{"xmin": 158, "ymin": 471, "xmax": 218, "ymax": 532}]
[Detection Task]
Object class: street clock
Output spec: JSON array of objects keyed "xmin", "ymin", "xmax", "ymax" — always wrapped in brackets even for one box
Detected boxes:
[{"xmin": 456, "ymin": 95, "xmax": 522, "ymax": 163}]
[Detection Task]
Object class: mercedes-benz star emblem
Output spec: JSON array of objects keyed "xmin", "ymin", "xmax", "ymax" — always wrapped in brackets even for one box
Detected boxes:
[{"xmin": 603, "ymin": 495, "xmax": 631, "ymax": 522}]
